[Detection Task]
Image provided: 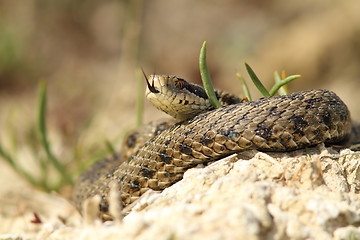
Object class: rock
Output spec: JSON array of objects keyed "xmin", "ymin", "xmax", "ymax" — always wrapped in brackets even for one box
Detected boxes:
[{"xmin": 29, "ymin": 145, "xmax": 360, "ymax": 240}]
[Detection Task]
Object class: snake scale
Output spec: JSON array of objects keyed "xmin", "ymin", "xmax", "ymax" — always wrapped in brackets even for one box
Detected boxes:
[{"xmin": 73, "ymin": 74, "xmax": 352, "ymax": 219}]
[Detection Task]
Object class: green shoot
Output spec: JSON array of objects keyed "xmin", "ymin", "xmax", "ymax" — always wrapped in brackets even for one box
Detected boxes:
[
  {"xmin": 136, "ymin": 68, "xmax": 144, "ymax": 127},
  {"xmin": 273, "ymin": 71, "xmax": 288, "ymax": 95},
  {"xmin": 199, "ymin": 41, "xmax": 222, "ymax": 108},
  {"xmin": 244, "ymin": 63, "xmax": 301, "ymax": 97},
  {"xmin": 244, "ymin": 63, "xmax": 270, "ymax": 97},
  {"xmin": 105, "ymin": 139, "xmax": 117, "ymax": 156},
  {"xmin": 236, "ymin": 73, "xmax": 252, "ymax": 100},
  {"xmin": 269, "ymin": 72, "xmax": 301, "ymax": 96},
  {"xmin": 0, "ymin": 144, "xmax": 39, "ymax": 186},
  {"xmin": 38, "ymin": 81, "xmax": 73, "ymax": 185}
]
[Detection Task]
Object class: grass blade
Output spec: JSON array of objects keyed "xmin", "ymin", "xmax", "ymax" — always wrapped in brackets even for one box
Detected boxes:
[
  {"xmin": 136, "ymin": 68, "xmax": 144, "ymax": 127},
  {"xmin": 38, "ymin": 81, "xmax": 73, "ymax": 185},
  {"xmin": 0, "ymin": 143, "xmax": 16, "ymax": 169},
  {"xmin": 269, "ymin": 74, "xmax": 301, "ymax": 96},
  {"xmin": 244, "ymin": 62, "xmax": 270, "ymax": 97},
  {"xmin": 273, "ymin": 71, "xmax": 288, "ymax": 95},
  {"xmin": 199, "ymin": 41, "xmax": 221, "ymax": 108},
  {"xmin": 105, "ymin": 139, "xmax": 117, "ymax": 156},
  {"xmin": 236, "ymin": 73, "xmax": 252, "ymax": 100},
  {"xmin": 0, "ymin": 144, "xmax": 40, "ymax": 187}
]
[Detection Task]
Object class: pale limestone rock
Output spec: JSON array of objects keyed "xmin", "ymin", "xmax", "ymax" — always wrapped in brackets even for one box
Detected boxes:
[{"xmin": 2, "ymin": 145, "xmax": 360, "ymax": 240}]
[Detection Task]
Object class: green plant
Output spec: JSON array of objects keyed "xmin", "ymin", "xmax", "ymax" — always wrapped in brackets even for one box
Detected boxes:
[
  {"xmin": 0, "ymin": 82, "xmax": 72, "ymax": 191},
  {"xmin": 0, "ymin": 81, "xmax": 119, "ymax": 191},
  {"xmin": 199, "ymin": 41, "xmax": 301, "ymax": 104},
  {"xmin": 37, "ymin": 81, "xmax": 73, "ymax": 186},
  {"xmin": 199, "ymin": 41, "xmax": 222, "ymax": 108}
]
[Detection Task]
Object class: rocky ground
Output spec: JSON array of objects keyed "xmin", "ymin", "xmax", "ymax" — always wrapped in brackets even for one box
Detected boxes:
[{"xmin": 1, "ymin": 144, "xmax": 359, "ymax": 240}]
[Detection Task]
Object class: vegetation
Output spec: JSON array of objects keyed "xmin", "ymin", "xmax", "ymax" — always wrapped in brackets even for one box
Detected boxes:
[
  {"xmin": 199, "ymin": 41, "xmax": 301, "ymax": 105},
  {"xmin": 0, "ymin": 42, "xmax": 301, "ymax": 192}
]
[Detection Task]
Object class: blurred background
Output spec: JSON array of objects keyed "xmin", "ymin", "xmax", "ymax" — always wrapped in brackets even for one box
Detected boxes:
[{"xmin": 0, "ymin": 0, "xmax": 360, "ymax": 192}]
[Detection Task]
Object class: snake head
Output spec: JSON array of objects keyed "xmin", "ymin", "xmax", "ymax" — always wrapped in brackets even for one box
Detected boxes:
[{"xmin": 144, "ymin": 74, "xmax": 216, "ymax": 121}]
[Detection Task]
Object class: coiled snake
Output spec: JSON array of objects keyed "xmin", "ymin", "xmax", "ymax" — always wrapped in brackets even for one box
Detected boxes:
[{"xmin": 73, "ymin": 75, "xmax": 352, "ymax": 218}]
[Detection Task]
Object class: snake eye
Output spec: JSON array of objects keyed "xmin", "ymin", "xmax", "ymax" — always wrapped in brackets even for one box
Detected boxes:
[{"xmin": 175, "ymin": 78, "xmax": 185, "ymax": 89}]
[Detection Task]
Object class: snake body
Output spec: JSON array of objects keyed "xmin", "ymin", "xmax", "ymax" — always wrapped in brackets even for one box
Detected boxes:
[{"xmin": 73, "ymin": 75, "xmax": 352, "ymax": 217}]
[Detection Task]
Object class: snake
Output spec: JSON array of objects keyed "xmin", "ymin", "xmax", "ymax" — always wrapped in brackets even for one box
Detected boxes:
[{"xmin": 73, "ymin": 74, "xmax": 352, "ymax": 219}]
